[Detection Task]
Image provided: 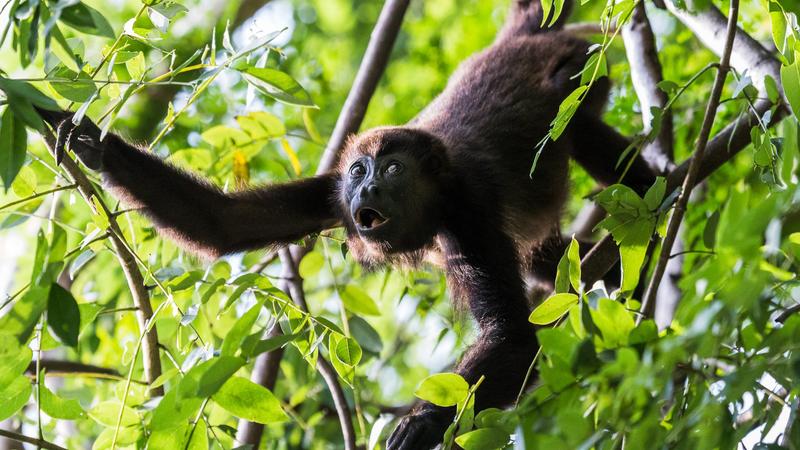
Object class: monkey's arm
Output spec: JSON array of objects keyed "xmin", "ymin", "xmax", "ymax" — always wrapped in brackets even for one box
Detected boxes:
[
  {"xmin": 387, "ymin": 210, "xmax": 537, "ymax": 450},
  {"xmin": 39, "ymin": 110, "xmax": 341, "ymax": 258},
  {"xmin": 568, "ymin": 113, "xmax": 657, "ymax": 193}
]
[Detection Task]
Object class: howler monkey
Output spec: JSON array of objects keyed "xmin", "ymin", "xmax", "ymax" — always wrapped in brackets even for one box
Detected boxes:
[{"xmin": 37, "ymin": 1, "xmax": 654, "ymax": 448}]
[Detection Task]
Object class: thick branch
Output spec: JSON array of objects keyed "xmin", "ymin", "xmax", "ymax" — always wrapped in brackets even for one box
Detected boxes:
[
  {"xmin": 238, "ymin": 1, "xmax": 411, "ymax": 448},
  {"xmin": 316, "ymin": 0, "xmax": 412, "ymax": 173},
  {"xmin": 26, "ymin": 359, "xmax": 119, "ymax": 376},
  {"xmin": 40, "ymin": 131, "xmax": 163, "ymax": 396},
  {"xmin": 622, "ymin": 2, "xmax": 674, "ymax": 171},
  {"xmin": 664, "ymin": 0, "xmax": 780, "ymax": 93}
]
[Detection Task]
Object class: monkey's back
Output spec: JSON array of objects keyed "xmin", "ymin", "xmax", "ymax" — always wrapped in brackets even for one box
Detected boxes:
[{"xmin": 415, "ymin": 31, "xmax": 594, "ymax": 248}]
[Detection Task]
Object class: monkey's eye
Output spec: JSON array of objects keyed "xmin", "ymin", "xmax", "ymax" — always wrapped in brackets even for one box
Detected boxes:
[
  {"xmin": 385, "ymin": 161, "xmax": 403, "ymax": 175},
  {"xmin": 349, "ymin": 163, "xmax": 366, "ymax": 177}
]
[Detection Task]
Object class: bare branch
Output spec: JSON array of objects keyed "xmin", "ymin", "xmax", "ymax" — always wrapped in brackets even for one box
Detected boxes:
[
  {"xmin": 565, "ymin": 22, "xmax": 617, "ymax": 37},
  {"xmin": 622, "ymin": 2, "xmax": 674, "ymax": 171},
  {"xmin": 664, "ymin": 0, "xmax": 780, "ymax": 93},
  {"xmin": 40, "ymin": 131, "xmax": 163, "ymax": 396},
  {"xmin": 0, "ymin": 430, "xmax": 67, "ymax": 450},
  {"xmin": 238, "ymin": 1, "xmax": 412, "ymax": 447},
  {"xmin": 317, "ymin": 0, "xmax": 412, "ymax": 174}
]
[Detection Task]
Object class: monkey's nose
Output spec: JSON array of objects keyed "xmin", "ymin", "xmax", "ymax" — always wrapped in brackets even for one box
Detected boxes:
[{"xmin": 366, "ymin": 184, "xmax": 379, "ymax": 196}]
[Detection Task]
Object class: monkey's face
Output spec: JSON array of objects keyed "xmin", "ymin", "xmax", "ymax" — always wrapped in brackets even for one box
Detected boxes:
[{"xmin": 342, "ymin": 150, "xmax": 444, "ymax": 253}]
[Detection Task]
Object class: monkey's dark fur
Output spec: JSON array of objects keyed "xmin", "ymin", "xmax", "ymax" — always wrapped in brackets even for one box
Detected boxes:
[{"xmin": 37, "ymin": 1, "xmax": 654, "ymax": 448}]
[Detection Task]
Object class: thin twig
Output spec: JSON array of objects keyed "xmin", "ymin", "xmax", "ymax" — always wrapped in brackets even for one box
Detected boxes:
[
  {"xmin": 0, "ymin": 430, "xmax": 67, "ymax": 450},
  {"xmin": 776, "ymin": 303, "xmax": 800, "ymax": 323},
  {"xmin": 639, "ymin": 0, "xmax": 739, "ymax": 322}
]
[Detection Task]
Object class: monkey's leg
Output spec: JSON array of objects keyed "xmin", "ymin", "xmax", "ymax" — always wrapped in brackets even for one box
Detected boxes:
[
  {"xmin": 387, "ymin": 223, "xmax": 538, "ymax": 450},
  {"xmin": 37, "ymin": 109, "xmax": 341, "ymax": 258}
]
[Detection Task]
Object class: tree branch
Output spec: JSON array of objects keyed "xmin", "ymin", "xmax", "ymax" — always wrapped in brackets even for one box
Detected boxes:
[
  {"xmin": 317, "ymin": 0, "xmax": 412, "ymax": 173},
  {"xmin": 0, "ymin": 430, "xmax": 67, "ymax": 450},
  {"xmin": 237, "ymin": 1, "xmax": 411, "ymax": 448},
  {"xmin": 40, "ymin": 131, "xmax": 163, "ymax": 396},
  {"xmin": 622, "ymin": 2, "xmax": 674, "ymax": 171},
  {"xmin": 581, "ymin": 0, "xmax": 784, "ymax": 295}
]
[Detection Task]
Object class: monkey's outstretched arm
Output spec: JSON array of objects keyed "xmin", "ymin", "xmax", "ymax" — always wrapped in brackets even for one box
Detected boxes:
[
  {"xmin": 387, "ymin": 212, "xmax": 537, "ymax": 450},
  {"xmin": 38, "ymin": 109, "xmax": 341, "ymax": 258}
]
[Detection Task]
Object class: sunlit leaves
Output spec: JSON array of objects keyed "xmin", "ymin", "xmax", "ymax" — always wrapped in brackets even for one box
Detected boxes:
[
  {"xmin": 0, "ymin": 285, "xmax": 48, "ymax": 344},
  {"xmin": 529, "ymin": 293, "xmax": 579, "ymax": 325},
  {"xmin": 339, "ymin": 285, "xmax": 380, "ymax": 316},
  {"xmin": 454, "ymin": 427, "xmax": 509, "ymax": 450},
  {"xmin": 213, "ymin": 376, "xmax": 288, "ymax": 424},
  {"xmin": 329, "ymin": 334, "xmax": 362, "ymax": 386},
  {"xmin": 239, "ymin": 67, "xmax": 316, "ymax": 108},
  {"xmin": 0, "ymin": 334, "xmax": 32, "ymax": 387},
  {"xmin": 0, "ymin": 376, "xmax": 31, "ymax": 421},
  {"xmin": 415, "ymin": 373, "xmax": 469, "ymax": 407},
  {"xmin": 88, "ymin": 401, "xmax": 138, "ymax": 427},
  {"xmin": 40, "ymin": 384, "xmax": 85, "ymax": 420}
]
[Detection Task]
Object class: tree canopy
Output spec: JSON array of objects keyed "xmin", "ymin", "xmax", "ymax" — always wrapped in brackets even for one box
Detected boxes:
[{"xmin": 0, "ymin": 0, "xmax": 799, "ymax": 449}]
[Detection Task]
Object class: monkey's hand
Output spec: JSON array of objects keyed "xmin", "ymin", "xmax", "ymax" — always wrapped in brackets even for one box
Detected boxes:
[
  {"xmin": 386, "ymin": 405, "xmax": 453, "ymax": 450},
  {"xmin": 35, "ymin": 107, "xmax": 106, "ymax": 170}
]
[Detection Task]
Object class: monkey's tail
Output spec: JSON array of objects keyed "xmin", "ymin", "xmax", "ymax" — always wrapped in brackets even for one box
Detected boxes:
[{"xmin": 498, "ymin": 0, "xmax": 573, "ymax": 40}]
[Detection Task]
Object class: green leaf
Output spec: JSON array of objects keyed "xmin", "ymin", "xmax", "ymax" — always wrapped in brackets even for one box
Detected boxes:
[
  {"xmin": 167, "ymin": 270, "xmax": 203, "ymax": 291},
  {"xmin": 88, "ymin": 401, "xmax": 138, "ymax": 427},
  {"xmin": 549, "ymin": 85, "xmax": 587, "ymax": 140},
  {"xmin": 566, "ymin": 237, "xmax": 581, "ymax": 293},
  {"xmin": 339, "ymin": 285, "xmax": 380, "ymax": 316},
  {"xmin": 46, "ymin": 65, "xmax": 96, "ymax": 102},
  {"xmin": 11, "ymin": 165, "xmax": 36, "ymax": 197},
  {"xmin": 298, "ymin": 252, "xmax": 325, "ymax": 278},
  {"xmin": 329, "ymin": 334, "xmax": 362, "ymax": 386},
  {"xmin": 186, "ymin": 417, "xmax": 208, "ymax": 450},
  {"xmin": 239, "ymin": 67, "xmax": 316, "ymax": 107},
  {"xmin": 781, "ymin": 56, "xmax": 800, "ymax": 119},
  {"xmin": 590, "ymin": 298, "xmax": 635, "ymax": 348},
  {"xmin": 643, "ymin": 177, "xmax": 666, "ymax": 211},
  {"xmin": 0, "ymin": 376, "xmax": 31, "ymax": 421},
  {"xmin": 213, "ymin": 376, "xmax": 288, "ymax": 424},
  {"xmin": 236, "ymin": 111, "xmax": 286, "ymax": 139},
  {"xmin": 454, "ymin": 427, "xmax": 509, "ymax": 450},
  {"xmin": 242, "ymin": 333, "xmax": 298, "ymax": 359},
  {"xmin": 0, "ymin": 334, "xmax": 32, "ymax": 387},
  {"xmin": 47, "ymin": 283, "xmax": 81, "ymax": 347},
  {"xmin": 529, "ymin": 293, "xmax": 579, "ymax": 325},
  {"xmin": 197, "ymin": 356, "xmax": 246, "ymax": 397},
  {"xmin": 0, "ymin": 78, "xmax": 59, "ymax": 131},
  {"xmin": 221, "ymin": 302, "xmax": 262, "ymax": 357},
  {"xmin": 0, "ymin": 107, "xmax": 28, "ymax": 191},
  {"xmin": 60, "ymin": 3, "xmax": 115, "ymax": 38},
  {"xmin": 414, "ymin": 373, "xmax": 469, "ymax": 407},
  {"xmin": 40, "ymin": 384, "xmax": 85, "ymax": 420},
  {"xmin": 0, "ymin": 285, "xmax": 49, "ymax": 344}
]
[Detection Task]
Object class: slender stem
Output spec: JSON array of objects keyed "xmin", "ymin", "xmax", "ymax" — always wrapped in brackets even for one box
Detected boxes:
[
  {"xmin": 0, "ymin": 184, "xmax": 76, "ymax": 212},
  {"xmin": 0, "ymin": 430, "xmax": 67, "ymax": 450},
  {"xmin": 639, "ymin": 0, "xmax": 740, "ymax": 322}
]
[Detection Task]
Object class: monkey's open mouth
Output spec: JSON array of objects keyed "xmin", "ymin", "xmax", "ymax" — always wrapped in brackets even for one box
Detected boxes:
[{"xmin": 356, "ymin": 208, "xmax": 388, "ymax": 230}]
